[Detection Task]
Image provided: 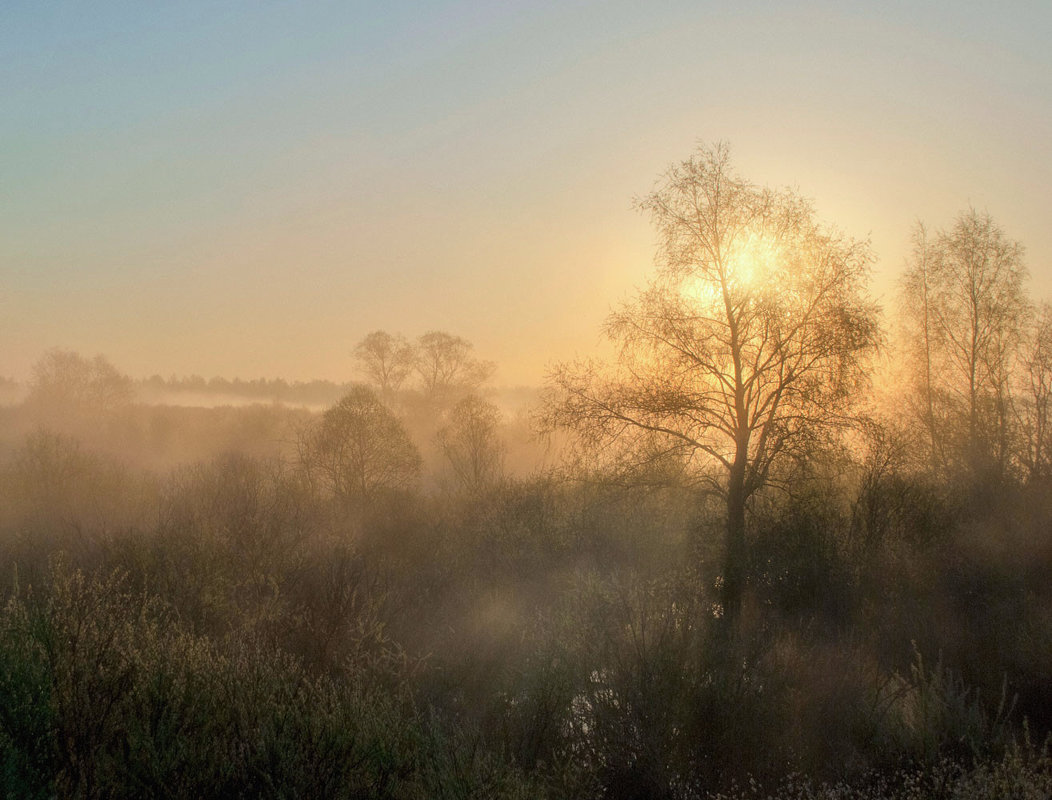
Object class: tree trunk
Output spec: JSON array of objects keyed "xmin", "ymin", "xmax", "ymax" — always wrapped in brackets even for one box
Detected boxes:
[{"xmin": 720, "ymin": 458, "xmax": 748, "ymax": 631}]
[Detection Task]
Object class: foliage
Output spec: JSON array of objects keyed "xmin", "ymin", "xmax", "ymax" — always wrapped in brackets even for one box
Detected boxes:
[{"xmin": 0, "ymin": 558, "xmax": 543, "ymax": 799}]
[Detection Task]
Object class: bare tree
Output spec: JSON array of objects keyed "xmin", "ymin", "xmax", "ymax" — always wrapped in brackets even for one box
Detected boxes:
[
  {"xmin": 298, "ymin": 387, "xmax": 420, "ymax": 507},
  {"xmin": 353, "ymin": 331, "xmax": 415, "ymax": 398},
  {"xmin": 899, "ymin": 223, "xmax": 945, "ymax": 472},
  {"xmin": 1017, "ymin": 303, "xmax": 1052, "ymax": 481},
  {"xmin": 26, "ymin": 349, "xmax": 134, "ymax": 415},
  {"xmin": 437, "ymin": 394, "xmax": 505, "ymax": 494},
  {"xmin": 414, "ymin": 331, "xmax": 495, "ymax": 403},
  {"xmin": 900, "ymin": 209, "xmax": 1028, "ymax": 476},
  {"xmin": 544, "ymin": 143, "xmax": 880, "ymax": 626}
]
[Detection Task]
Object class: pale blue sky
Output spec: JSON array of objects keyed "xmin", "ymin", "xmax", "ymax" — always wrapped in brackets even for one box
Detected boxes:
[{"xmin": 3, "ymin": 2, "xmax": 1051, "ymax": 382}]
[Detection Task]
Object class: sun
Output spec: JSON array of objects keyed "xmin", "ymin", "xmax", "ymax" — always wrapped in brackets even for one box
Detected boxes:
[
  {"xmin": 728, "ymin": 230, "xmax": 782, "ymax": 291},
  {"xmin": 679, "ymin": 230, "xmax": 785, "ymax": 309}
]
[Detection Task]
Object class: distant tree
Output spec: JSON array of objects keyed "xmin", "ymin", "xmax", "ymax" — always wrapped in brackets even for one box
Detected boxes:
[
  {"xmin": 544, "ymin": 143, "xmax": 881, "ymax": 626},
  {"xmin": 437, "ymin": 395, "xmax": 505, "ymax": 494},
  {"xmin": 298, "ymin": 386, "xmax": 420, "ymax": 507},
  {"xmin": 1016, "ymin": 303, "xmax": 1052, "ymax": 481},
  {"xmin": 353, "ymin": 331, "xmax": 415, "ymax": 398},
  {"xmin": 899, "ymin": 210, "xmax": 1029, "ymax": 476},
  {"xmin": 414, "ymin": 331, "xmax": 494, "ymax": 403},
  {"xmin": 26, "ymin": 349, "xmax": 134, "ymax": 414},
  {"xmin": 899, "ymin": 223, "xmax": 945, "ymax": 473}
]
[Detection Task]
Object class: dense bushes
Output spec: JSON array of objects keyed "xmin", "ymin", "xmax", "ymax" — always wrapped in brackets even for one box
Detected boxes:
[
  {"xmin": 0, "ymin": 412, "xmax": 1049, "ymax": 797},
  {"xmin": 0, "ymin": 560, "xmax": 546, "ymax": 799}
]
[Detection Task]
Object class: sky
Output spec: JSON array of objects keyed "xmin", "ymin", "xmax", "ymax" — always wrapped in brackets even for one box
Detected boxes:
[{"xmin": 3, "ymin": 1, "xmax": 1051, "ymax": 385}]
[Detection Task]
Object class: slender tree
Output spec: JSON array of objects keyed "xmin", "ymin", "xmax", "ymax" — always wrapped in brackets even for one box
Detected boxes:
[
  {"xmin": 900, "ymin": 209, "xmax": 1028, "ymax": 476},
  {"xmin": 1017, "ymin": 303, "xmax": 1052, "ymax": 481},
  {"xmin": 900, "ymin": 223, "xmax": 945, "ymax": 472}
]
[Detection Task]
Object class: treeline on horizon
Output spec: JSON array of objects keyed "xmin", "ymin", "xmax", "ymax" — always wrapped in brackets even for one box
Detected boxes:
[
  {"xmin": 0, "ymin": 145, "xmax": 1051, "ymax": 799},
  {"xmin": 0, "ymin": 372, "xmax": 352, "ymax": 406},
  {"xmin": 0, "ymin": 340, "xmax": 536, "ymax": 412}
]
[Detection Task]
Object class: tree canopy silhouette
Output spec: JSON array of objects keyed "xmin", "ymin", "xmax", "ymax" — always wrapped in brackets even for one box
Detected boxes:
[
  {"xmin": 353, "ymin": 331, "xmax": 415, "ymax": 398},
  {"xmin": 26, "ymin": 349, "xmax": 134, "ymax": 417},
  {"xmin": 297, "ymin": 386, "xmax": 420, "ymax": 508},
  {"xmin": 545, "ymin": 143, "xmax": 881, "ymax": 625}
]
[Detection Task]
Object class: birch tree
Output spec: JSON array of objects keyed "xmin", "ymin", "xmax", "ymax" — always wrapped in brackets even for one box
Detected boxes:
[{"xmin": 545, "ymin": 143, "xmax": 881, "ymax": 627}]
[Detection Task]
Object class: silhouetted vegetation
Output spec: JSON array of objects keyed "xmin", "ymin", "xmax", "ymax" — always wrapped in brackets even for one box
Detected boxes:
[{"xmin": 2, "ymin": 148, "xmax": 1051, "ymax": 798}]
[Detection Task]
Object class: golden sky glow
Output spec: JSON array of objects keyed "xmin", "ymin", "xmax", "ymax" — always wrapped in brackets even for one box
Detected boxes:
[{"xmin": 3, "ymin": 3, "xmax": 1050, "ymax": 385}]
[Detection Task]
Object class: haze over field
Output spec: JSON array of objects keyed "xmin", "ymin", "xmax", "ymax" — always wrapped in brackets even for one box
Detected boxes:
[
  {"xmin": 4, "ymin": 1, "xmax": 1051, "ymax": 384},
  {"xmin": 4, "ymin": 5, "xmax": 1052, "ymax": 799}
]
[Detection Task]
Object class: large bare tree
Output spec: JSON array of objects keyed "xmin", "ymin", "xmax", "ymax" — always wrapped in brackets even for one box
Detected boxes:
[{"xmin": 545, "ymin": 143, "xmax": 881, "ymax": 625}]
